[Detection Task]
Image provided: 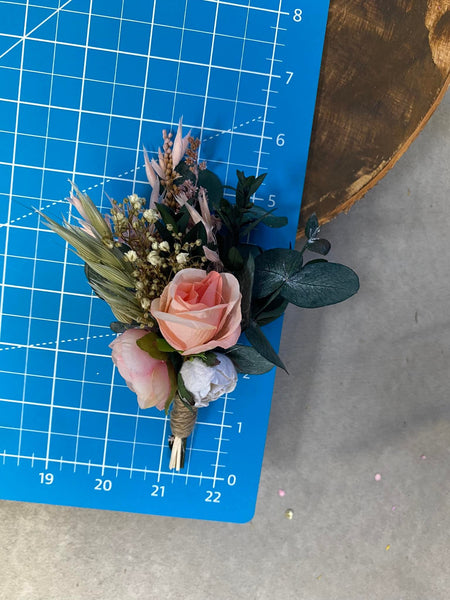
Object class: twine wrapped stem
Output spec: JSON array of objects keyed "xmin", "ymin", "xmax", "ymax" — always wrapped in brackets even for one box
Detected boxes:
[{"xmin": 169, "ymin": 394, "xmax": 198, "ymax": 471}]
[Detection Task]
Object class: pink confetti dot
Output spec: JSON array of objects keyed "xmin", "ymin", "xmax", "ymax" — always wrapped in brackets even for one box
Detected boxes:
[
  {"xmin": 278, "ymin": 489, "xmax": 286, "ymax": 497},
  {"xmin": 375, "ymin": 473, "xmax": 382, "ymax": 481},
  {"xmin": 420, "ymin": 455, "xmax": 427, "ymax": 460},
  {"xmin": 392, "ymin": 506, "xmax": 397, "ymax": 511}
]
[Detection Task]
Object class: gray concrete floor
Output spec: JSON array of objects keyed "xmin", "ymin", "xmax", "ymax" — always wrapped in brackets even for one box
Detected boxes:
[{"xmin": 1, "ymin": 92, "xmax": 449, "ymax": 599}]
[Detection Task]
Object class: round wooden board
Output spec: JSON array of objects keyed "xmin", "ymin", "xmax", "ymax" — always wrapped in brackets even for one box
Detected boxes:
[{"xmin": 299, "ymin": 0, "xmax": 450, "ymax": 233}]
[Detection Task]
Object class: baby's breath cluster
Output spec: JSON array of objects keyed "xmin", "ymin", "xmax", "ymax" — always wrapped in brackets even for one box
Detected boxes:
[
  {"xmin": 44, "ymin": 120, "xmax": 223, "ymax": 329},
  {"xmin": 108, "ymin": 193, "xmax": 207, "ymax": 323}
]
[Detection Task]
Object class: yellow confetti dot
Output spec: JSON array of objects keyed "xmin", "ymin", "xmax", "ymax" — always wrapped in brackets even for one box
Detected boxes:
[
  {"xmin": 385, "ymin": 544, "xmax": 391, "ymax": 551},
  {"xmin": 284, "ymin": 508, "xmax": 294, "ymax": 520}
]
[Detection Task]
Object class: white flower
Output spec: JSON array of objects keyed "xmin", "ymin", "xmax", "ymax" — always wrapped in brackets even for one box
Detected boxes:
[
  {"xmin": 147, "ymin": 251, "xmax": 161, "ymax": 266},
  {"xmin": 159, "ymin": 241, "xmax": 170, "ymax": 253},
  {"xmin": 143, "ymin": 208, "xmax": 159, "ymax": 223},
  {"xmin": 176, "ymin": 252, "xmax": 189, "ymax": 264},
  {"xmin": 128, "ymin": 194, "xmax": 142, "ymax": 208},
  {"xmin": 180, "ymin": 354, "xmax": 237, "ymax": 408},
  {"xmin": 141, "ymin": 298, "xmax": 151, "ymax": 310},
  {"xmin": 124, "ymin": 250, "xmax": 138, "ymax": 262}
]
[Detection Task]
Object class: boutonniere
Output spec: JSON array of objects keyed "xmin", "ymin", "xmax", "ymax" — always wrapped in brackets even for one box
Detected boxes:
[{"xmin": 42, "ymin": 121, "xmax": 359, "ymax": 470}]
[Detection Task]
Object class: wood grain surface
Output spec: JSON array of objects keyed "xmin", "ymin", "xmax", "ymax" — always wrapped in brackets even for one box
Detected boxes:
[{"xmin": 299, "ymin": 0, "xmax": 450, "ymax": 231}]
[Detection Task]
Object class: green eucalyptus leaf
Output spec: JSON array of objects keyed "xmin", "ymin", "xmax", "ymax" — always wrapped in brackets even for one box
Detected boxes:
[
  {"xmin": 305, "ymin": 213, "xmax": 319, "ymax": 239},
  {"xmin": 226, "ymin": 344, "xmax": 274, "ymax": 375},
  {"xmin": 280, "ymin": 261, "xmax": 360, "ymax": 308},
  {"xmin": 253, "ymin": 248, "xmax": 303, "ymax": 298},
  {"xmin": 240, "ymin": 208, "xmax": 276, "ymax": 237},
  {"xmin": 245, "ymin": 321, "xmax": 287, "ymax": 372},
  {"xmin": 307, "ymin": 238, "xmax": 331, "ymax": 256},
  {"xmin": 305, "ymin": 258, "xmax": 328, "ymax": 265},
  {"xmin": 241, "ymin": 206, "xmax": 288, "ymax": 230}
]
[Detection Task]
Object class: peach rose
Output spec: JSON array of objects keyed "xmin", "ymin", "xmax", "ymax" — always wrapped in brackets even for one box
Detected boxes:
[
  {"xmin": 109, "ymin": 328, "xmax": 171, "ymax": 410},
  {"xmin": 150, "ymin": 269, "xmax": 241, "ymax": 355}
]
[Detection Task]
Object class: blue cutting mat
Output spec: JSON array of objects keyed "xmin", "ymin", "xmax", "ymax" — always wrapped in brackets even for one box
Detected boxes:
[{"xmin": 0, "ymin": 0, "xmax": 329, "ymax": 522}]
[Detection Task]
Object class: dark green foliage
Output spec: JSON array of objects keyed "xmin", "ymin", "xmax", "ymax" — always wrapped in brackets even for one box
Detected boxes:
[
  {"xmin": 194, "ymin": 352, "xmax": 220, "ymax": 367},
  {"xmin": 305, "ymin": 213, "xmax": 319, "ymax": 239},
  {"xmin": 226, "ymin": 344, "xmax": 274, "ymax": 375},
  {"xmin": 176, "ymin": 205, "xmax": 191, "ymax": 233},
  {"xmin": 235, "ymin": 254, "xmax": 255, "ymax": 330},
  {"xmin": 198, "ymin": 169, "xmax": 224, "ymax": 206},
  {"xmin": 174, "ymin": 160, "xmax": 195, "ymax": 183},
  {"xmin": 236, "ymin": 170, "xmax": 266, "ymax": 209},
  {"xmin": 253, "ymin": 248, "xmax": 304, "ymax": 298},
  {"xmin": 253, "ymin": 247, "xmax": 359, "ymax": 309},
  {"xmin": 241, "ymin": 206, "xmax": 288, "ymax": 233},
  {"xmin": 183, "ymin": 220, "xmax": 207, "ymax": 245},
  {"xmin": 245, "ymin": 321, "xmax": 287, "ymax": 372},
  {"xmin": 280, "ymin": 261, "xmax": 360, "ymax": 308},
  {"xmin": 307, "ymin": 238, "xmax": 331, "ymax": 256},
  {"xmin": 110, "ymin": 321, "xmax": 129, "ymax": 333},
  {"xmin": 177, "ymin": 373, "xmax": 195, "ymax": 407},
  {"xmin": 253, "ymin": 295, "xmax": 289, "ymax": 327},
  {"xmin": 227, "ymin": 246, "xmax": 244, "ymax": 271},
  {"xmin": 155, "ymin": 220, "xmax": 173, "ymax": 243},
  {"xmin": 156, "ymin": 203, "xmax": 178, "ymax": 233}
]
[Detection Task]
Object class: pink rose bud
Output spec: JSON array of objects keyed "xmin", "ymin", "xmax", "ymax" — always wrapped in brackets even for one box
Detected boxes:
[
  {"xmin": 109, "ymin": 329, "xmax": 171, "ymax": 410},
  {"xmin": 150, "ymin": 268, "xmax": 242, "ymax": 355}
]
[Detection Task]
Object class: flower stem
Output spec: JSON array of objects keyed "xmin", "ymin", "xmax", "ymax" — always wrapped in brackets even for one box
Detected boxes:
[{"xmin": 169, "ymin": 395, "xmax": 197, "ymax": 470}]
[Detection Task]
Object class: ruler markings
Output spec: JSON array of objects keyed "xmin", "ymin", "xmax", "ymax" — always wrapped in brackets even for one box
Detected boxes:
[{"xmin": 0, "ymin": 0, "xmax": 330, "ymax": 520}]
